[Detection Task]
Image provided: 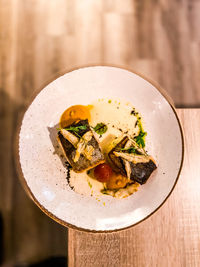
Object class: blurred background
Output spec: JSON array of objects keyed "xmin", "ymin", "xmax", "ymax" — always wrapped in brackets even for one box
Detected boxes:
[{"xmin": 0, "ymin": 0, "xmax": 200, "ymax": 266}]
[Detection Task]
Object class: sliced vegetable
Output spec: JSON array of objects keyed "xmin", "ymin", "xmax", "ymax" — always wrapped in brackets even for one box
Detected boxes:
[{"xmin": 60, "ymin": 128, "xmax": 79, "ymax": 147}]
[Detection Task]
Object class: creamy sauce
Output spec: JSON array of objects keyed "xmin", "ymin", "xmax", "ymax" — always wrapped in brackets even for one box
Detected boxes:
[
  {"xmin": 69, "ymin": 99, "xmax": 141, "ymax": 198},
  {"xmin": 70, "ymin": 171, "xmax": 104, "ymax": 197}
]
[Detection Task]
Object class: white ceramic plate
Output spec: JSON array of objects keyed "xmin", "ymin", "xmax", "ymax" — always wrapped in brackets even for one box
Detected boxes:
[{"xmin": 17, "ymin": 66, "xmax": 184, "ymax": 232}]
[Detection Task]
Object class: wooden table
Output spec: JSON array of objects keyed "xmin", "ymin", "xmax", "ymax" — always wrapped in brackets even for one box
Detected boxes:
[
  {"xmin": 1, "ymin": 1, "xmax": 200, "ymax": 264},
  {"xmin": 68, "ymin": 109, "xmax": 200, "ymax": 267}
]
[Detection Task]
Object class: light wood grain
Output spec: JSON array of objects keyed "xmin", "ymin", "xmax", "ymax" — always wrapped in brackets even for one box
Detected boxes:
[
  {"xmin": 1, "ymin": 0, "xmax": 200, "ymax": 107},
  {"xmin": 68, "ymin": 109, "xmax": 200, "ymax": 267},
  {"xmin": 0, "ymin": 0, "xmax": 200, "ymax": 265}
]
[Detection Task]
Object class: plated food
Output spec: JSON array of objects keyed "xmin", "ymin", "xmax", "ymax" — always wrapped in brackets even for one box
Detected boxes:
[
  {"xmin": 57, "ymin": 99, "xmax": 157, "ymax": 199},
  {"xmin": 18, "ymin": 66, "xmax": 183, "ymax": 231}
]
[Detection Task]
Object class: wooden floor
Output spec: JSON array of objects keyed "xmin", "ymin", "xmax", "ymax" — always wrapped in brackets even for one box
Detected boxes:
[{"xmin": 0, "ymin": 0, "xmax": 200, "ymax": 266}]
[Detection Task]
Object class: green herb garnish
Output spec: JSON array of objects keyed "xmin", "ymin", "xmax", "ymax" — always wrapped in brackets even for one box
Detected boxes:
[
  {"xmin": 65, "ymin": 125, "xmax": 87, "ymax": 132},
  {"xmin": 57, "ymin": 125, "xmax": 87, "ymax": 133},
  {"xmin": 58, "ymin": 125, "xmax": 87, "ymax": 139},
  {"xmin": 120, "ymin": 147, "xmax": 137, "ymax": 154},
  {"xmin": 134, "ymin": 131, "xmax": 147, "ymax": 148},
  {"xmin": 93, "ymin": 123, "xmax": 108, "ymax": 135},
  {"xmin": 65, "ymin": 125, "xmax": 87, "ymax": 138},
  {"xmin": 88, "ymin": 180, "xmax": 92, "ymax": 188},
  {"xmin": 131, "ymin": 110, "xmax": 147, "ymax": 148}
]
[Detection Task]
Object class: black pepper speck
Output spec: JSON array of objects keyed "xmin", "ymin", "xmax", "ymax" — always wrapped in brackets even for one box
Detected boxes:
[
  {"xmin": 65, "ymin": 161, "xmax": 72, "ymax": 184},
  {"xmin": 131, "ymin": 110, "xmax": 136, "ymax": 116}
]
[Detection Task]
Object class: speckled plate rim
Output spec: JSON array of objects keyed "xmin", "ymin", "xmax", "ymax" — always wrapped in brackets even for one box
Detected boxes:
[{"xmin": 14, "ymin": 64, "xmax": 184, "ymax": 233}]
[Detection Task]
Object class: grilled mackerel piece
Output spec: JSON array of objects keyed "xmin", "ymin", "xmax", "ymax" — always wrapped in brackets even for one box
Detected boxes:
[
  {"xmin": 108, "ymin": 136, "xmax": 157, "ymax": 184},
  {"xmin": 58, "ymin": 119, "xmax": 104, "ymax": 172}
]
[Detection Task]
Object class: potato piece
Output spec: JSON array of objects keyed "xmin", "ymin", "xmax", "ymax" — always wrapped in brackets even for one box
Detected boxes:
[{"xmin": 106, "ymin": 174, "xmax": 129, "ymax": 190}]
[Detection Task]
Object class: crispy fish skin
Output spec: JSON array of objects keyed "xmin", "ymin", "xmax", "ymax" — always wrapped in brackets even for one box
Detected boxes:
[
  {"xmin": 108, "ymin": 136, "xmax": 157, "ymax": 184},
  {"xmin": 129, "ymin": 160, "xmax": 157, "ymax": 184},
  {"xmin": 58, "ymin": 120, "xmax": 104, "ymax": 172},
  {"xmin": 108, "ymin": 137, "xmax": 129, "ymax": 175}
]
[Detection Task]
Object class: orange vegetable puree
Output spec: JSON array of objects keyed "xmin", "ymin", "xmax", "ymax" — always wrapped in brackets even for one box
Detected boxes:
[{"xmin": 60, "ymin": 105, "xmax": 93, "ymax": 128}]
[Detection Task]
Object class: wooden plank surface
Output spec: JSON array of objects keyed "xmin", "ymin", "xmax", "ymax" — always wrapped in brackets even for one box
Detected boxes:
[
  {"xmin": 0, "ymin": 0, "xmax": 200, "ymax": 265},
  {"xmin": 68, "ymin": 109, "xmax": 200, "ymax": 267},
  {"xmin": 1, "ymin": 0, "xmax": 200, "ymax": 107}
]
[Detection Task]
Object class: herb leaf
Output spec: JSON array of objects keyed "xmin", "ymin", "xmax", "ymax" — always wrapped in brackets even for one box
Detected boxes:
[
  {"xmin": 58, "ymin": 125, "xmax": 87, "ymax": 139},
  {"xmin": 64, "ymin": 125, "xmax": 87, "ymax": 133},
  {"xmin": 120, "ymin": 147, "xmax": 137, "ymax": 154},
  {"xmin": 58, "ymin": 125, "xmax": 87, "ymax": 133},
  {"xmin": 134, "ymin": 131, "xmax": 147, "ymax": 148},
  {"xmin": 93, "ymin": 123, "xmax": 108, "ymax": 135}
]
